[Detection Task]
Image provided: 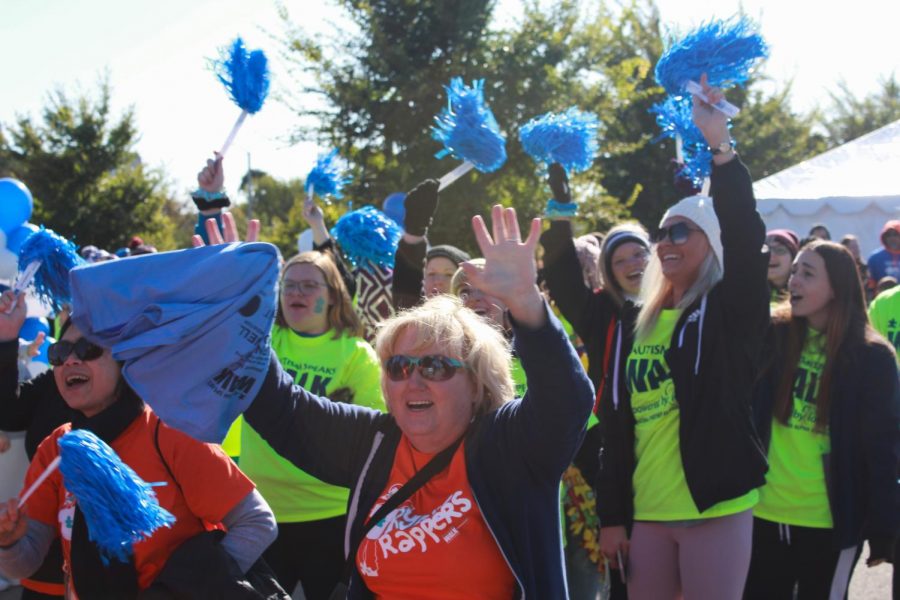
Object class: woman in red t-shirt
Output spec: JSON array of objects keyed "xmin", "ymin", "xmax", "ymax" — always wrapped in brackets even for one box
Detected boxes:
[{"xmin": 0, "ymin": 304, "xmax": 278, "ymax": 598}]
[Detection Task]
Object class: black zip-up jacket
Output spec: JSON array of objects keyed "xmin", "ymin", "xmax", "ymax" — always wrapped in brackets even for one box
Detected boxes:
[
  {"xmin": 540, "ymin": 220, "xmax": 629, "ymax": 483},
  {"xmin": 753, "ymin": 323, "xmax": 900, "ymax": 555},
  {"xmin": 596, "ymin": 158, "xmax": 770, "ymax": 528}
]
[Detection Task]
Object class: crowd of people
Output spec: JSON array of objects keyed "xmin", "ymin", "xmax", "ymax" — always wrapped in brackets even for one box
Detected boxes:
[{"xmin": 0, "ymin": 80, "xmax": 896, "ymax": 600}]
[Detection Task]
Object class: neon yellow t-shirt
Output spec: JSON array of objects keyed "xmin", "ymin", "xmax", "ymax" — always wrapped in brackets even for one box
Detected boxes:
[
  {"xmin": 241, "ymin": 326, "xmax": 385, "ymax": 522},
  {"xmin": 629, "ymin": 309, "xmax": 758, "ymax": 520},
  {"xmin": 511, "ymin": 356, "xmax": 527, "ymax": 398},
  {"xmin": 220, "ymin": 416, "xmax": 242, "ymax": 458},
  {"xmin": 869, "ymin": 286, "xmax": 900, "ymax": 359},
  {"xmin": 755, "ymin": 333, "xmax": 832, "ymax": 528}
]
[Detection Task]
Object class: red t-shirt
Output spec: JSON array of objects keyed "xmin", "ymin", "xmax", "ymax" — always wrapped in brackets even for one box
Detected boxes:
[
  {"xmin": 21, "ymin": 407, "xmax": 255, "ymax": 591},
  {"xmin": 356, "ymin": 437, "xmax": 516, "ymax": 599}
]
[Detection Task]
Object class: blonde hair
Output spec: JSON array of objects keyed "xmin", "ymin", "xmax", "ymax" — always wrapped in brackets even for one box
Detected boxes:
[
  {"xmin": 634, "ymin": 249, "xmax": 721, "ymax": 341},
  {"xmin": 375, "ymin": 295, "xmax": 514, "ymax": 414},
  {"xmin": 450, "ymin": 258, "xmax": 485, "ymax": 296},
  {"xmin": 276, "ymin": 251, "xmax": 362, "ymax": 339}
]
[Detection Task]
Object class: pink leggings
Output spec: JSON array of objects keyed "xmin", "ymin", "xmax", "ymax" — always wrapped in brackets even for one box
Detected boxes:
[{"xmin": 627, "ymin": 509, "xmax": 753, "ymax": 600}]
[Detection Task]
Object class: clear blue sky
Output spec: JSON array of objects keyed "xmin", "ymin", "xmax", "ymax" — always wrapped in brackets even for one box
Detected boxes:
[{"xmin": 1, "ymin": 0, "xmax": 897, "ymax": 201}]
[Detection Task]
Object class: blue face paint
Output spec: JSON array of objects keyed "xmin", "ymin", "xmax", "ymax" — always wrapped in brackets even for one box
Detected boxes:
[{"xmin": 314, "ymin": 297, "xmax": 326, "ymax": 314}]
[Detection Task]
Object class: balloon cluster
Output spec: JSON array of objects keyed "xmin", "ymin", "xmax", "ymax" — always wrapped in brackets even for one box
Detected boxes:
[{"xmin": 0, "ymin": 178, "xmax": 54, "ymax": 371}]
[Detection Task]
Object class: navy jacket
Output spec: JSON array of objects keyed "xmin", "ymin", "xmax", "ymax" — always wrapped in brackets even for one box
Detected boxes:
[
  {"xmin": 753, "ymin": 323, "xmax": 900, "ymax": 553},
  {"xmin": 596, "ymin": 158, "xmax": 770, "ymax": 527},
  {"xmin": 245, "ymin": 304, "xmax": 594, "ymax": 599}
]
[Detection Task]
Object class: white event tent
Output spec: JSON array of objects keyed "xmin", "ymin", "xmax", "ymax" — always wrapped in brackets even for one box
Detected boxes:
[{"xmin": 753, "ymin": 119, "xmax": 900, "ymax": 257}]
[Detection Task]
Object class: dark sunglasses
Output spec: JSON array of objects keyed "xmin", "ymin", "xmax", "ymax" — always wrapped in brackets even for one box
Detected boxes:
[
  {"xmin": 48, "ymin": 338, "xmax": 105, "ymax": 367},
  {"xmin": 651, "ymin": 222, "xmax": 702, "ymax": 245},
  {"xmin": 384, "ymin": 355, "xmax": 466, "ymax": 382}
]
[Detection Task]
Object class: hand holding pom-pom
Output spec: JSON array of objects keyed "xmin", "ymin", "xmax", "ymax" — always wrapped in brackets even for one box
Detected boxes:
[{"xmin": 692, "ymin": 74, "xmax": 733, "ymax": 161}]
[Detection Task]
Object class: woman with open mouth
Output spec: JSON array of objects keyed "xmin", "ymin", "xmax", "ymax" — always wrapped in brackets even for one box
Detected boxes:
[
  {"xmin": 239, "ymin": 249, "xmax": 385, "ymax": 600},
  {"xmin": 0, "ymin": 295, "xmax": 278, "ymax": 598},
  {"xmin": 595, "ymin": 77, "xmax": 770, "ymax": 600},
  {"xmin": 744, "ymin": 240, "xmax": 899, "ymax": 599},
  {"xmin": 244, "ymin": 205, "xmax": 594, "ymax": 599}
]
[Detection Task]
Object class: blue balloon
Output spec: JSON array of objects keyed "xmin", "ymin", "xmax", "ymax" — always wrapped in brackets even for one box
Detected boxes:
[
  {"xmin": 6, "ymin": 222, "xmax": 38, "ymax": 254},
  {"xmin": 382, "ymin": 192, "xmax": 406, "ymax": 228},
  {"xmin": 19, "ymin": 317, "xmax": 50, "ymax": 341},
  {"xmin": 0, "ymin": 179, "xmax": 33, "ymax": 234}
]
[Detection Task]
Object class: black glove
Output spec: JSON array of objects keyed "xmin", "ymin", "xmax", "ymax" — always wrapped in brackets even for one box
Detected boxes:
[
  {"xmin": 191, "ymin": 193, "xmax": 231, "ymax": 212},
  {"xmin": 548, "ymin": 163, "xmax": 571, "ymax": 204},
  {"xmin": 403, "ymin": 179, "xmax": 440, "ymax": 236}
]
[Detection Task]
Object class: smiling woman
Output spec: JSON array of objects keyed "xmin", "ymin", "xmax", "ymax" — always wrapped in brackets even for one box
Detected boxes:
[
  {"xmin": 596, "ymin": 80, "xmax": 771, "ymax": 600},
  {"xmin": 244, "ymin": 205, "xmax": 594, "ymax": 599},
  {"xmin": 0, "ymin": 291, "xmax": 278, "ymax": 598}
]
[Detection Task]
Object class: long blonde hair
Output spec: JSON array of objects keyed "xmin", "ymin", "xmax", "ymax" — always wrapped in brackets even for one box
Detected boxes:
[
  {"xmin": 375, "ymin": 295, "xmax": 514, "ymax": 415},
  {"xmin": 634, "ymin": 249, "xmax": 721, "ymax": 341}
]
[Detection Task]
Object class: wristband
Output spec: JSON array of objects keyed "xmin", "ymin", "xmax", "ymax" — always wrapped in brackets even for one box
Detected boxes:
[
  {"xmin": 191, "ymin": 189, "xmax": 231, "ymax": 211},
  {"xmin": 544, "ymin": 199, "xmax": 578, "ymax": 219}
]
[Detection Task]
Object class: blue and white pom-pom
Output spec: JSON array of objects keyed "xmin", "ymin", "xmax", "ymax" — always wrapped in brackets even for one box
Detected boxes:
[
  {"xmin": 656, "ymin": 16, "xmax": 768, "ymax": 117},
  {"xmin": 330, "ymin": 206, "xmax": 402, "ymax": 270},
  {"xmin": 17, "ymin": 227, "xmax": 85, "ymax": 314},
  {"xmin": 214, "ymin": 37, "xmax": 270, "ymax": 115},
  {"xmin": 519, "ymin": 108, "xmax": 600, "ymax": 173},
  {"xmin": 305, "ymin": 149, "xmax": 351, "ymax": 202},
  {"xmin": 432, "ymin": 78, "xmax": 507, "ymax": 175},
  {"xmin": 650, "ymin": 95, "xmax": 718, "ymax": 188},
  {"xmin": 58, "ymin": 430, "xmax": 175, "ymax": 564},
  {"xmin": 212, "ymin": 36, "xmax": 271, "ymax": 156}
]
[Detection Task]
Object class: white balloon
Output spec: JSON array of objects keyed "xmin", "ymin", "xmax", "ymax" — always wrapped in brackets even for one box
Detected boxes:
[
  {"xmin": 297, "ymin": 229, "xmax": 314, "ymax": 254},
  {"xmin": 0, "ymin": 248, "xmax": 17, "ymax": 281},
  {"xmin": 25, "ymin": 360, "xmax": 50, "ymax": 378},
  {"xmin": 24, "ymin": 290, "xmax": 53, "ymax": 319}
]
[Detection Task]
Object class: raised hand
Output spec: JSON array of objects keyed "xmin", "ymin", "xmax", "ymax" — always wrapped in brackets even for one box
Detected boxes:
[
  {"xmin": 0, "ymin": 291, "xmax": 27, "ymax": 343},
  {"xmin": 302, "ymin": 197, "xmax": 330, "ymax": 245},
  {"xmin": 464, "ymin": 205, "xmax": 545, "ymax": 328},
  {"xmin": 192, "ymin": 212, "xmax": 260, "ymax": 247},
  {"xmin": 25, "ymin": 331, "xmax": 46, "ymax": 358},
  {"xmin": 197, "ymin": 153, "xmax": 225, "ymax": 194},
  {"xmin": 692, "ymin": 73, "xmax": 733, "ymax": 163}
]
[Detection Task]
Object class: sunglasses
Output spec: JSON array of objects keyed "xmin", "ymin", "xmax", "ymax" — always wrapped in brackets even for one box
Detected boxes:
[
  {"xmin": 651, "ymin": 222, "xmax": 702, "ymax": 245},
  {"xmin": 48, "ymin": 338, "xmax": 104, "ymax": 367},
  {"xmin": 384, "ymin": 355, "xmax": 466, "ymax": 382}
]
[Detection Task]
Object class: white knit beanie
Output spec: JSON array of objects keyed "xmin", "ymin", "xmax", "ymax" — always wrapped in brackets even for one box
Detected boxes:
[{"xmin": 660, "ymin": 195, "xmax": 723, "ymax": 268}]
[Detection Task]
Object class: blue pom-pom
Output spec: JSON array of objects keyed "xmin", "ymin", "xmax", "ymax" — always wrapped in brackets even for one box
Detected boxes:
[
  {"xmin": 655, "ymin": 16, "xmax": 768, "ymax": 96},
  {"xmin": 306, "ymin": 149, "xmax": 351, "ymax": 201},
  {"xmin": 213, "ymin": 37, "xmax": 271, "ymax": 114},
  {"xmin": 519, "ymin": 108, "xmax": 600, "ymax": 173},
  {"xmin": 18, "ymin": 227, "xmax": 85, "ymax": 313},
  {"xmin": 330, "ymin": 206, "xmax": 402, "ymax": 270},
  {"xmin": 58, "ymin": 430, "xmax": 175, "ymax": 565},
  {"xmin": 650, "ymin": 95, "xmax": 719, "ymax": 188},
  {"xmin": 432, "ymin": 78, "xmax": 507, "ymax": 173}
]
